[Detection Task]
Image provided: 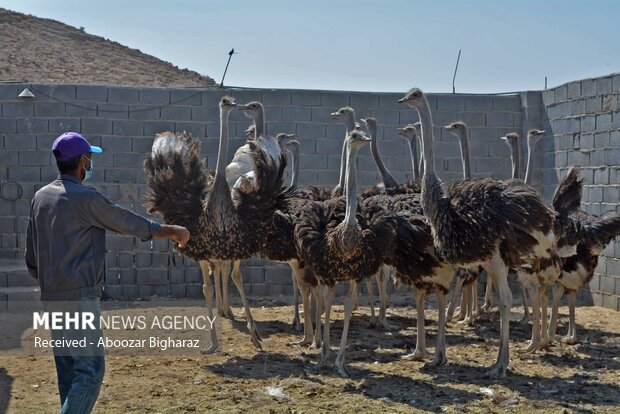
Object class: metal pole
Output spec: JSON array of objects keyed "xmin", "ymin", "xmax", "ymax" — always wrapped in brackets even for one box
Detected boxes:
[
  {"xmin": 544, "ymin": 76, "xmax": 548, "ymax": 90},
  {"xmin": 220, "ymin": 48, "xmax": 235, "ymax": 88},
  {"xmin": 452, "ymin": 49, "xmax": 461, "ymax": 94}
]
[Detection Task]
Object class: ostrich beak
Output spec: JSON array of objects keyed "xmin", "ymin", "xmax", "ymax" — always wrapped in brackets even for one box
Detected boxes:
[
  {"xmin": 539, "ymin": 130, "xmax": 546, "ymax": 134},
  {"xmin": 398, "ymin": 96, "xmax": 408, "ymax": 103}
]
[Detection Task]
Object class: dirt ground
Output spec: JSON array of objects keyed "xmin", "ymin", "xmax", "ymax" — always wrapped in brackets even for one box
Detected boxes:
[{"xmin": 1, "ymin": 297, "xmax": 619, "ymax": 414}]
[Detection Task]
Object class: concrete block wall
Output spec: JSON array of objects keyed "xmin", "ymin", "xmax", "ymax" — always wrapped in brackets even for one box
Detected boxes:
[
  {"xmin": 539, "ymin": 73, "xmax": 620, "ymax": 310},
  {"xmin": 2, "ymin": 79, "xmax": 617, "ymax": 310}
]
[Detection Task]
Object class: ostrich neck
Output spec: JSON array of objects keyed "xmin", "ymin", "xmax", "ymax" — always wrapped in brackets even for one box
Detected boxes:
[
  {"xmin": 525, "ymin": 140, "xmax": 536, "ymax": 185},
  {"xmin": 214, "ymin": 110, "xmax": 231, "ymax": 181},
  {"xmin": 418, "ymin": 102, "xmax": 435, "ymax": 174},
  {"xmin": 457, "ymin": 130, "xmax": 472, "ymax": 179},
  {"xmin": 343, "ymin": 143, "xmax": 360, "ymax": 228},
  {"xmin": 254, "ymin": 111, "xmax": 265, "ymax": 138},
  {"xmin": 510, "ymin": 141, "xmax": 520, "ymax": 179},
  {"xmin": 369, "ymin": 125, "xmax": 399, "ymax": 188},
  {"xmin": 406, "ymin": 138, "xmax": 420, "ymax": 180},
  {"xmin": 289, "ymin": 146, "xmax": 299, "ymax": 187},
  {"xmin": 336, "ymin": 115, "xmax": 356, "ymax": 191}
]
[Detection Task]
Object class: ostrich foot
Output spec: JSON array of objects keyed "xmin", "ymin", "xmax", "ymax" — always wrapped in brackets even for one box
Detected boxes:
[
  {"xmin": 401, "ymin": 349, "xmax": 426, "ymax": 361},
  {"xmin": 424, "ymin": 352, "xmax": 447, "ymax": 368},
  {"xmin": 562, "ymin": 335, "xmax": 577, "ymax": 345},
  {"xmin": 218, "ymin": 306, "xmax": 235, "ymax": 320},
  {"xmin": 520, "ymin": 340, "xmax": 540, "ymax": 353},
  {"xmin": 517, "ymin": 312, "xmax": 530, "ymax": 325},
  {"xmin": 335, "ymin": 357, "xmax": 350, "ymax": 378},
  {"xmin": 290, "ymin": 336, "xmax": 312, "ymax": 347},
  {"xmin": 378, "ymin": 318, "xmax": 397, "ymax": 331},
  {"xmin": 539, "ymin": 338, "xmax": 551, "ymax": 350},
  {"xmin": 312, "ymin": 352, "xmax": 328, "ymax": 371},
  {"xmin": 247, "ymin": 323, "xmax": 263, "ymax": 350},
  {"xmin": 457, "ymin": 316, "xmax": 473, "ymax": 326},
  {"xmin": 309, "ymin": 339, "xmax": 321, "ymax": 349},
  {"xmin": 484, "ymin": 361, "xmax": 508, "ymax": 378},
  {"xmin": 480, "ymin": 302, "xmax": 493, "ymax": 312},
  {"xmin": 201, "ymin": 342, "xmax": 219, "ymax": 355}
]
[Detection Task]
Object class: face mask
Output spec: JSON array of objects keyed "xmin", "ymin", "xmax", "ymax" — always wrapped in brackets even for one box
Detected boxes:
[{"xmin": 82, "ymin": 156, "xmax": 94, "ymax": 181}]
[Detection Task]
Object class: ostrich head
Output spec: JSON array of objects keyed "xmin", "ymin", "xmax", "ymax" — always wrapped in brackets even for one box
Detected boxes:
[
  {"xmin": 244, "ymin": 124, "xmax": 256, "ymax": 138},
  {"xmin": 501, "ymin": 132, "xmax": 520, "ymax": 145},
  {"xmin": 285, "ymin": 139, "xmax": 300, "ymax": 150},
  {"xmin": 397, "ymin": 124, "xmax": 417, "ymax": 139},
  {"xmin": 275, "ymin": 132, "xmax": 296, "ymax": 148},
  {"xmin": 527, "ymin": 129, "xmax": 546, "ymax": 146},
  {"xmin": 238, "ymin": 101, "xmax": 264, "ymax": 122},
  {"xmin": 398, "ymin": 88, "xmax": 425, "ymax": 108},
  {"xmin": 444, "ymin": 121, "xmax": 467, "ymax": 137},
  {"xmin": 330, "ymin": 106, "xmax": 355, "ymax": 123},
  {"xmin": 219, "ymin": 96, "xmax": 237, "ymax": 112},
  {"xmin": 360, "ymin": 117, "xmax": 377, "ymax": 138},
  {"xmin": 346, "ymin": 130, "xmax": 371, "ymax": 148}
]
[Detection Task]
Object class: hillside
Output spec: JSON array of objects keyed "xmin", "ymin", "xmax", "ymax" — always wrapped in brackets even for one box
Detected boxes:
[{"xmin": 0, "ymin": 8, "xmax": 215, "ymax": 87}]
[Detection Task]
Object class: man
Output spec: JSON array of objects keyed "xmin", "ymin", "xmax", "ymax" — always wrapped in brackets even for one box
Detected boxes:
[{"xmin": 25, "ymin": 132, "xmax": 189, "ymax": 413}]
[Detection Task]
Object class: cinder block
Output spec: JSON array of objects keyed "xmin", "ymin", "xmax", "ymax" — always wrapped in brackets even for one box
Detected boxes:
[
  {"xmin": 594, "ymin": 132, "xmax": 610, "ymax": 148},
  {"xmin": 8, "ymin": 166, "xmax": 40, "ymax": 182},
  {"xmin": 48, "ymin": 118, "xmax": 81, "ymax": 134},
  {"xmin": 350, "ymin": 93, "xmax": 379, "ymax": 109},
  {"xmin": 580, "ymin": 79, "xmax": 596, "ymax": 97},
  {"xmin": 161, "ymin": 106, "xmax": 192, "ymax": 121},
  {"xmin": 610, "ymin": 130, "xmax": 620, "ymax": 147},
  {"xmin": 108, "ymin": 87, "xmax": 140, "ymax": 104},
  {"xmin": 567, "ymin": 81, "xmax": 581, "ymax": 99},
  {"xmin": 300, "ymin": 154, "xmax": 328, "ymax": 169},
  {"xmin": 0, "ymin": 150, "xmax": 18, "ymax": 166},
  {"xmin": 105, "ymin": 168, "xmax": 136, "ymax": 183},
  {"xmin": 476, "ymin": 157, "xmax": 507, "ymax": 173},
  {"xmin": 492, "ymin": 96, "xmax": 521, "ymax": 112},
  {"xmin": 81, "ymin": 118, "xmax": 113, "ymax": 135},
  {"xmin": 378, "ymin": 93, "xmax": 405, "ymax": 110},
  {"xmin": 101, "ymin": 135, "xmax": 132, "ymax": 152},
  {"xmin": 603, "ymin": 186, "xmax": 619, "ymax": 202},
  {"xmin": 113, "ymin": 152, "xmax": 145, "ymax": 168},
  {"xmin": 0, "ymin": 118, "xmax": 17, "ymax": 134},
  {"xmin": 202, "ymin": 89, "xmax": 231, "ymax": 106},
  {"xmin": 264, "ymin": 106, "xmax": 283, "ymax": 122},
  {"xmin": 76, "ymin": 85, "xmax": 108, "ymax": 102},
  {"xmin": 283, "ymin": 106, "xmax": 311, "ymax": 122},
  {"xmin": 119, "ymin": 270, "xmax": 135, "ymax": 285},
  {"xmin": 265, "ymin": 121, "xmax": 296, "ymax": 136},
  {"xmin": 596, "ymin": 113, "xmax": 612, "ymax": 130},
  {"xmin": 437, "ymin": 95, "xmax": 465, "ymax": 111},
  {"xmin": 292, "ymin": 90, "xmax": 321, "ymax": 106},
  {"xmin": 554, "ymin": 85, "xmax": 568, "ymax": 102},
  {"xmin": 596, "ymin": 77, "xmax": 613, "ymax": 95},
  {"xmin": 128, "ymin": 105, "xmax": 160, "ymax": 120},
  {"xmin": 572, "ymin": 98, "xmax": 586, "ymax": 116},
  {"xmin": 34, "ymin": 102, "xmax": 66, "ymax": 117},
  {"xmin": 144, "ymin": 121, "xmax": 175, "ymax": 137},
  {"xmin": 139, "ymin": 88, "xmax": 170, "ymax": 105},
  {"xmin": 5, "ymin": 134, "xmax": 36, "ymax": 150},
  {"xmin": 319, "ymin": 92, "xmax": 349, "ymax": 108},
  {"xmin": 136, "ymin": 268, "xmax": 168, "ymax": 285},
  {"xmin": 175, "ymin": 122, "xmax": 206, "ymax": 138},
  {"xmin": 465, "ymin": 95, "xmax": 493, "ymax": 111},
  {"xmin": 97, "ymin": 103, "xmax": 129, "ymax": 119},
  {"xmin": 486, "ymin": 112, "xmax": 514, "ymax": 127},
  {"xmin": 369, "ymin": 109, "xmax": 399, "ymax": 125},
  {"xmin": 296, "ymin": 122, "xmax": 325, "ymax": 138},
  {"xmin": 580, "ymin": 115, "xmax": 596, "ymax": 132},
  {"xmin": 19, "ymin": 151, "xmax": 51, "ymax": 166},
  {"xmin": 542, "ymin": 89, "xmax": 555, "ymax": 106},
  {"xmin": 229, "ymin": 89, "xmax": 262, "ymax": 103},
  {"xmin": 2, "ymin": 102, "xmax": 34, "ymax": 117},
  {"xmin": 112, "ymin": 120, "xmax": 143, "ymax": 136},
  {"xmin": 262, "ymin": 90, "xmax": 292, "ymax": 106},
  {"xmin": 0, "ymin": 83, "xmax": 18, "ymax": 99},
  {"xmin": 399, "ymin": 110, "xmax": 419, "ymax": 124},
  {"xmin": 594, "ymin": 168, "xmax": 609, "ymax": 185},
  {"xmin": 17, "ymin": 118, "xmax": 48, "ymax": 134}
]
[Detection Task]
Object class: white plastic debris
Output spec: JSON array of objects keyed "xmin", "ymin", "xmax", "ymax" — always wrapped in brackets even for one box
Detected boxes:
[
  {"xmin": 479, "ymin": 387, "xmax": 494, "ymax": 397},
  {"xmin": 265, "ymin": 385, "xmax": 291, "ymax": 402}
]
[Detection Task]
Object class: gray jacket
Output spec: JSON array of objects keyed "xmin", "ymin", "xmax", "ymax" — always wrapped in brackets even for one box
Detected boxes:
[{"xmin": 25, "ymin": 175, "xmax": 161, "ymax": 300}]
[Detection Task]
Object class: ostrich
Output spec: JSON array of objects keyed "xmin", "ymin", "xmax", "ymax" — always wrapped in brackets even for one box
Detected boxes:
[
  {"xmin": 144, "ymin": 96, "xmax": 287, "ymax": 353},
  {"xmin": 295, "ymin": 130, "xmax": 397, "ymax": 377},
  {"xmin": 397, "ymin": 123, "xmax": 422, "ymax": 181},
  {"xmin": 399, "ymin": 88, "xmax": 557, "ymax": 377},
  {"xmin": 442, "ymin": 121, "xmax": 482, "ymax": 326},
  {"xmin": 548, "ymin": 188, "xmax": 620, "ymax": 345},
  {"xmin": 330, "ymin": 106, "xmax": 360, "ymax": 197}
]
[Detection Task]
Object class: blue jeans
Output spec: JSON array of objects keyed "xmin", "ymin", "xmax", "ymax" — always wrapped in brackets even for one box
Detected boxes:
[{"xmin": 44, "ymin": 296, "xmax": 105, "ymax": 414}]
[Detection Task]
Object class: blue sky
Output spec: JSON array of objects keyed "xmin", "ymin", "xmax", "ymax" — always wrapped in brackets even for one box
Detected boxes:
[{"xmin": 2, "ymin": 0, "xmax": 618, "ymax": 93}]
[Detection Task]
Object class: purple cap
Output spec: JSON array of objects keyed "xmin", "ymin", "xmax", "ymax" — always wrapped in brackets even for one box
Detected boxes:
[{"xmin": 52, "ymin": 132, "xmax": 102, "ymax": 161}]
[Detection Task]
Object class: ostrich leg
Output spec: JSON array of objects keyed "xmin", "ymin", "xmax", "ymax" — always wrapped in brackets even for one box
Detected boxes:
[
  {"xmin": 484, "ymin": 259, "xmax": 512, "ymax": 378},
  {"xmin": 230, "ymin": 260, "xmax": 262, "ymax": 350},
  {"xmin": 402, "ymin": 288, "xmax": 426, "ymax": 360},
  {"xmin": 522, "ymin": 285, "xmax": 541, "ymax": 353},
  {"xmin": 367, "ymin": 273, "xmax": 378, "ymax": 328},
  {"xmin": 313, "ymin": 285, "xmax": 335, "ymax": 370},
  {"xmin": 481, "ymin": 276, "xmax": 494, "ymax": 311},
  {"xmin": 310, "ymin": 285, "xmax": 323, "ymax": 349},
  {"xmin": 446, "ymin": 275, "xmax": 464, "ymax": 322},
  {"xmin": 426, "ymin": 290, "xmax": 447, "ymax": 367},
  {"xmin": 377, "ymin": 267, "xmax": 395, "ymax": 330},
  {"xmin": 290, "ymin": 263, "xmax": 302, "ymax": 332},
  {"xmin": 540, "ymin": 285, "xmax": 551, "ymax": 349},
  {"xmin": 220, "ymin": 261, "xmax": 234, "ymax": 319},
  {"xmin": 335, "ymin": 281, "xmax": 358, "ymax": 378},
  {"xmin": 290, "ymin": 263, "xmax": 314, "ymax": 346},
  {"xmin": 517, "ymin": 283, "xmax": 530, "ymax": 324},
  {"xmin": 199, "ymin": 261, "xmax": 219, "ymax": 354},
  {"xmin": 458, "ymin": 283, "xmax": 473, "ymax": 325},
  {"xmin": 210, "ymin": 261, "xmax": 224, "ymax": 317},
  {"xmin": 548, "ymin": 284, "xmax": 565, "ymax": 344},
  {"xmin": 472, "ymin": 281, "xmax": 479, "ymax": 317},
  {"xmin": 564, "ymin": 291, "xmax": 577, "ymax": 344}
]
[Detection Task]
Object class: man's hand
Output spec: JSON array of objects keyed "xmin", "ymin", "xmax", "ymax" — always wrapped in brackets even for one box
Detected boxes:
[{"xmin": 155, "ymin": 224, "xmax": 190, "ymax": 248}]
